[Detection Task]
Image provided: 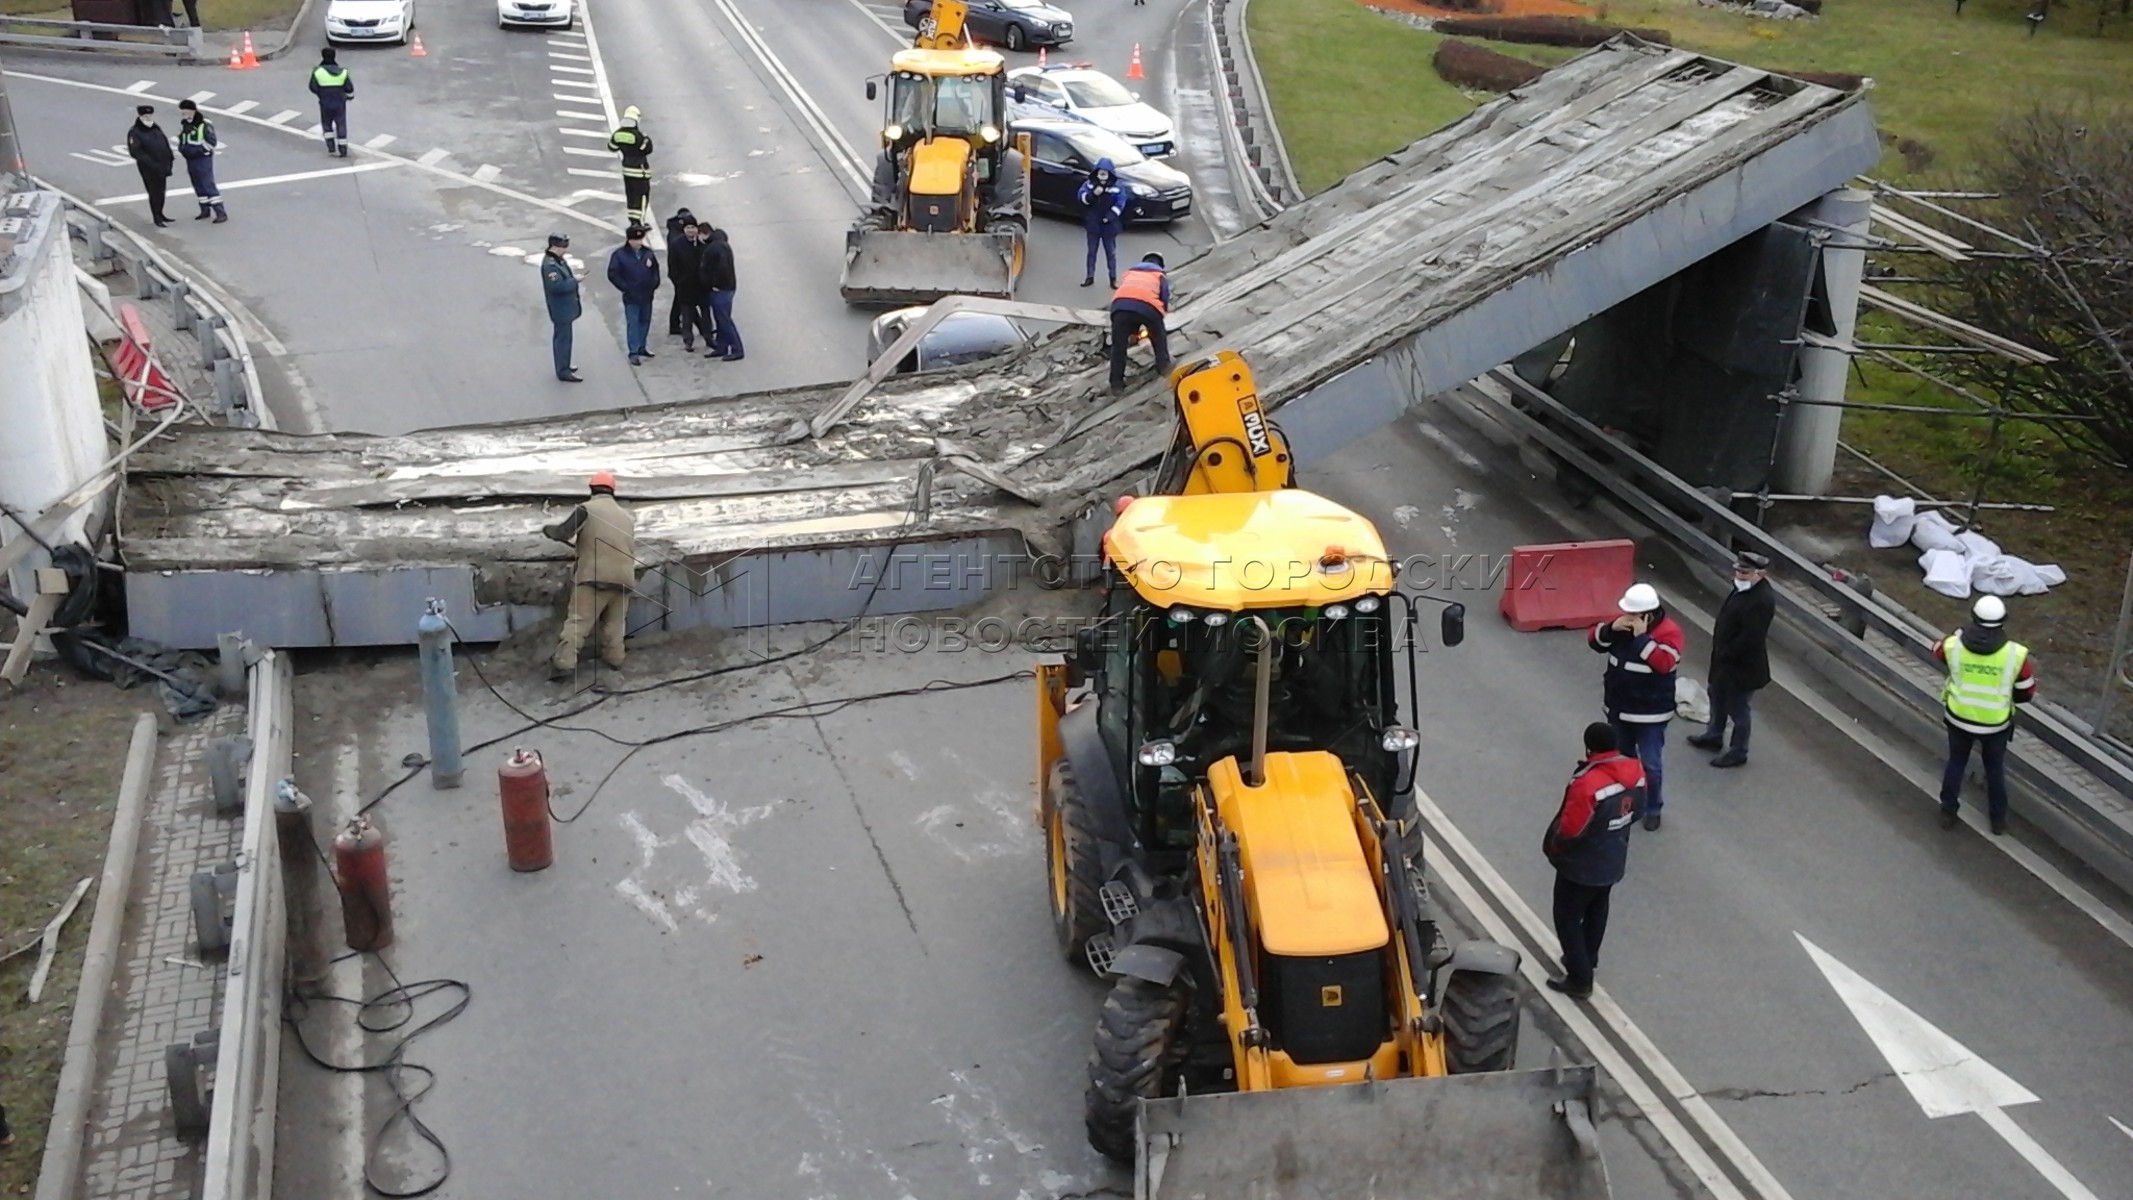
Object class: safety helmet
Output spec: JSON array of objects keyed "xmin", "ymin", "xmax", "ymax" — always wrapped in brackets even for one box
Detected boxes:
[
  {"xmin": 1973, "ymin": 595, "xmax": 2007, "ymax": 625},
  {"xmin": 589, "ymin": 471, "xmax": 618, "ymax": 493},
  {"xmin": 1618, "ymin": 583, "xmax": 1660, "ymax": 613},
  {"xmin": 622, "ymin": 105, "xmax": 641, "ymax": 122}
]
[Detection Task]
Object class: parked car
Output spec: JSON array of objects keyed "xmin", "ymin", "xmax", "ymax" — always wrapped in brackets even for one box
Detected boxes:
[
  {"xmin": 498, "ymin": 0, "xmax": 572, "ymax": 28},
  {"xmin": 1007, "ymin": 65, "xmax": 1175, "ymax": 158},
  {"xmin": 1012, "ymin": 119, "xmax": 1192, "ymax": 224},
  {"xmin": 324, "ymin": 0, "xmax": 415, "ymax": 45},
  {"xmin": 903, "ymin": 0, "xmax": 1074, "ymax": 50},
  {"xmin": 867, "ymin": 307, "xmax": 1032, "ymax": 374}
]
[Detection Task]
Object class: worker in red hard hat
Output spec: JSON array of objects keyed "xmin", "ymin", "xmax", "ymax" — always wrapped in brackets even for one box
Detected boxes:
[{"xmin": 543, "ymin": 472, "xmax": 638, "ymax": 680}]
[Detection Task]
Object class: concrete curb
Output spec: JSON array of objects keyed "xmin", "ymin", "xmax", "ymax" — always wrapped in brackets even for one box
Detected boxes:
[
  {"xmin": 33, "ymin": 712, "xmax": 160, "ymax": 1200},
  {"xmin": 252, "ymin": 0, "xmax": 318, "ymax": 61},
  {"xmin": 1206, "ymin": 0, "xmax": 1306, "ymax": 211}
]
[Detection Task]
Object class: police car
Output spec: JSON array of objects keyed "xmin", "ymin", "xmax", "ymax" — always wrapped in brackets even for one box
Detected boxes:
[
  {"xmin": 324, "ymin": 0, "xmax": 416, "ymax": 44},
  {"xmin": 1006, "ymin": 64, "xmax": 1176, "ymax": 159},
  {"xmin": 498, "ymin": 0, "xmax": 572, "ymax": 28}
]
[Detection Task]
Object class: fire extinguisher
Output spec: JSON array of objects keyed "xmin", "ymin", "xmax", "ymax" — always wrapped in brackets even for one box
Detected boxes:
[
  {"xmin": 498, "ymin": 747, "xmax": 553, "ymax": 872},
  {"xmin": 332, "ymin": 815, "xmax": 393, "ymax": 951}
]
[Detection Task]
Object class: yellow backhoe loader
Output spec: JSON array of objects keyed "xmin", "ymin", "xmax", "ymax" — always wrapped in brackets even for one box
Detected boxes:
[
  {"xmin": 843, "ymin": 0, "xmax": 1029, "ymax": 306},
  {"xmin": 1034, "ymin": 351, "xmax": 1613, "ymax": 1198}
]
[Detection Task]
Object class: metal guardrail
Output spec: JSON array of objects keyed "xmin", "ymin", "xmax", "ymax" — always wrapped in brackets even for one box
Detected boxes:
[
  {"xmin": 1207, "ymin": 0, "xmax": 1303, "ymax": 217},
  {"xmin": 200, "ymin": 649, "xmax": 290, "ymax": 1200},
  {"xmin": 37, "ymin": 178, "xmax": 272, "ymax": 428},
  {"xmin": 0, "ymin": 14, "xmax": 205, "ymax": 58}
]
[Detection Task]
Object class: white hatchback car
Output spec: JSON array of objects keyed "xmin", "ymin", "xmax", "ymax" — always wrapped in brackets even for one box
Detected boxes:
[
  {"xmin": 324, "ymin": 0, "xmax": 414, "ymax": 45},
  {"xmin": 498, "ymin": 0, "xmax": 573, "ymax": 28},
  {"xmin": 1006, "ymin": 65, "xmax": 1176, "ymax": 159}
]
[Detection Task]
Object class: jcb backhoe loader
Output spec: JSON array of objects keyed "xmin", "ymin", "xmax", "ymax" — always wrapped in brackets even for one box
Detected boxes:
[
  {"xmin": 1034, "ymin": 351, "xmax": 1613, "ymax": 1199},
  {"xmin": 843, "ymin": 0, "xmax": 1029, "ymax": 306}
]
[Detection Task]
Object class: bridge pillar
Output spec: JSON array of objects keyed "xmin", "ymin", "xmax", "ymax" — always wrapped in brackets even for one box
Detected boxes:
[{"xmin": 1773, "ymin": 187, "xmax": 1871, "ymax": 496}]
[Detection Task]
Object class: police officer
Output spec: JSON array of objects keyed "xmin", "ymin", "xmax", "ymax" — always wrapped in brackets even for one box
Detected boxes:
[
  {"xmin": 607, "ymin": 106, "xmax": 654, "ymax": 228},
  {"xmin": 1688, "ymin": 551, "xmax": 1775, "ymax": 768},
  {"xmin": 1543, "ymin": 723, "xmax": 1646, "ymax": 999},
  {"xmin": 1935, "ymin": 594, "xmax": 2036, "ymax": 834},
  {"xmin": 1108, "ymin": 252, "xmax": 1170, "ymax": 393},
  {"xmin": 544, "ymin": 472, "xmax": 638, "ymax": 679},
  {"xmin": 1076, "ymin": 158, "xmax": 1128, "ymax": 288},
  {"xmin": 126, "ymin": 105, "xmax": 175, "ymax": 227},
  {"xmin": 309, "ymin": 48, "xmax": 355, "ymax": 157},
  {"xmin": 176, "ymin": 100, "xmax": 226, "ymax": 224},
  {"xmin": 541, "ymin": 233, "xmax": 583, "ymax": 382},
  {"xmin": 1588, "ymin": 582, "xmax": 1683, "ymax": 830}
]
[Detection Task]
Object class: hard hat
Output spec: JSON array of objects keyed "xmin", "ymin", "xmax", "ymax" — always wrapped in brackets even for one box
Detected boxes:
[
  {"xmin": 1618, "ymin": 583, "xmax": 1660, "ymax": 613},
  {"xmin": 1973, "ymin": 595, "xmax": 2006, "ymax": 624},
  {"xmin": 622, "ymin": 105, "xmax": 641, "ymax": 121},
  {"xmin": 588, "ymin": 471, "xmax": 617, "ymax": 492}
]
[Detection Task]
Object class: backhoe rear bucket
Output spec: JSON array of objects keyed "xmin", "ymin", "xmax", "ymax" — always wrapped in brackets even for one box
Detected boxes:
[
  {"xmin": 839, "ymin": 228, "xmax": 1021, "ymax": 306},
  {"xmin": 1136, "ymin": 1066, "xmax": 1612, "ymax": 1200}
]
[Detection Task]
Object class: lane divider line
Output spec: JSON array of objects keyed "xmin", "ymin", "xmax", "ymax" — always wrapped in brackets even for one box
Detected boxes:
[{"xmin": 703, "ymin": 0, "xmax": 868, "ymax": 198}]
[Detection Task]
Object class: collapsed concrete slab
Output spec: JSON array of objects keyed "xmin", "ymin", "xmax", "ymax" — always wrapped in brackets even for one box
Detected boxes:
[{"xmin": 122, "ymin": 39, "xmax": 1882, "ymax": 648}]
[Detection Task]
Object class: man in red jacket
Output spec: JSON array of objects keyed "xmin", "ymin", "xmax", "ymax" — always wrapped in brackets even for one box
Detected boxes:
[
  {"xmin": 1588, "ymin": 582, "xmax": 1683, "ymax": 831},
  {"xmin": 1543, "ymin": 722, "xmax": 1646, "ymax": 999}
]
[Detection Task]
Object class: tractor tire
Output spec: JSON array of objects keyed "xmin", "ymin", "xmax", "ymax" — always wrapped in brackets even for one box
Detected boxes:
[
  {"xmin": 1084, "ymin": 976, "xmax": 1188, "ymax": 1163},
  {"xmin": 1441, "ymin": 966, "xmax": 1522, "ymax": 1074},
  {"xmin": 1046, "ymin": 759, "xmax": 1106, "ymax": 964}
]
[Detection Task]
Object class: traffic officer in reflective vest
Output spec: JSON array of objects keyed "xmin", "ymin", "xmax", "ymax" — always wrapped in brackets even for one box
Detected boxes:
[
  {"xmin": 175, "ymin": 100, "xmax": 226, "ymax": 223},
  {"xmin": 608, "ymin": 106, "xmax": 655, "ymax": 227},
  {"xmin": 544, "ymin": 472, "xmax": 638, "ymax": 679},
  {"xmin": 309, "ymin": 48, "xmax": 355, "ymax": 157},
  {"xmin": 1108, "ymin": 252, "xmax": 1171, "ymax": 393},
  {"xmin": 1543, "ymin": 722, "xmax": 1646, "ymax": 1000},
  {"xmin": 1935, "ymin": 594, "xmax": 2036, "ymax": 834}
]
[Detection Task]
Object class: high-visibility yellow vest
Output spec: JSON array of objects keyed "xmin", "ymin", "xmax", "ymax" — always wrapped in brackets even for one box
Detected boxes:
[
  {"xmin": 313, "ymin": 65, "xmax": 349, "ymax": 89},
  {"xmin": 1942, "ymin": 635, "xmax": 2026, "ymax": 730}
]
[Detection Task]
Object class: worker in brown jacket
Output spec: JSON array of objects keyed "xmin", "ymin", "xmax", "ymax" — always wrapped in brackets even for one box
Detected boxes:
[{"xmin": 544, "ymin": 472, "xmax": 638, "ymax": 678}]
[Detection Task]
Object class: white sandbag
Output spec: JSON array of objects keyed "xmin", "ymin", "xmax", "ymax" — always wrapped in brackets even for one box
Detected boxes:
[
  {"xmin": 1971, "ymin": 554, "xmax": 2021, "ymax": 596},
  {"xmin": 1910, "ymin": 509, "xmax": 1965, "ymax": 553},
  {"xmin": 1869, "ymin": 495, "xmax": 1917, "ymax": 549},
  {"xmin": 1675, "ymin": 676, "xmax": 1712, "ymax": 725},
  {"xmin": 1958, "ymin": 529, "xmax": 2001, "ymax": 560},
  {"xmin": 2033, "ymin": 563, "xmax": 2067, "ymax": 589},
  {"xmin": 1920, "ymin": 547, "xmax": 1972, "ymax": 597}
]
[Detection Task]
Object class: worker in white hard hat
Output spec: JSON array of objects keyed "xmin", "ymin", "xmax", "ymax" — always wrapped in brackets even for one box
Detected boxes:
[
  {"xmin": 1588, "ymin": 581, "xmax": 1685, "ymax": 831},
  {"xmin": 1933, "ymin": 594, "xmax": 2036, "ymax": 835},
  {"xmin": 607, "ymin": 105, "xmax": 655, "ymax": 227}
]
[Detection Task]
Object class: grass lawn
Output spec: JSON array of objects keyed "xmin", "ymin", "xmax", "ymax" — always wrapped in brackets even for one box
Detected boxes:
[{"xmin": 0, "ymin": 0, "xmax": 307, "ymax": 31}]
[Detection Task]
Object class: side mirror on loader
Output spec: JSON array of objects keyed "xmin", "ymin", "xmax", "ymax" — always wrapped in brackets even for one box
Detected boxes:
[
  {"xmin": 1071, "ymin": 626, "xmax": 1103, "ymax": 684},
  {"xmin": 866, "ymin": 80, "xmax": 878, "ymax": 101},
  {"xmin": 1440, "ymin": 603, "xmax": 1466, "ymax": 648}
]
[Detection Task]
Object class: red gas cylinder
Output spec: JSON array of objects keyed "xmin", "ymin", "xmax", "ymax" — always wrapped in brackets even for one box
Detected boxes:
[
  {"xmin": 498, "ymin": 747, "xmax": 554, "ymax": 872},
  {"xmin": 332, "ymin": 815, "xmax": 394, "ymax": 951}
]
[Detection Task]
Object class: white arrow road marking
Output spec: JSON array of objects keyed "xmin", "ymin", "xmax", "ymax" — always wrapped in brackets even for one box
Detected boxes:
[{"xmin": 1797, "ymin": 934, "xmax": 2101, "ymax": 1200}]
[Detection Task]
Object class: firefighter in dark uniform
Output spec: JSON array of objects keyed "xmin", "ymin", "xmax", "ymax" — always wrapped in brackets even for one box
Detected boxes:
[
  {"xmin": 126, "ymin": 105, "xmax": 175, "ymax": 227},
  {"xmin": 541, "ymin": 233, "xmax": 583, "ymax": 382},
  {"xmin": 544, "ymin": 472, "xmax": 638, "ymax": 678},
  {"xmin": 309, "ymin": 48, "xmax": 355, "ymax": 157},
  {"xmin": 1543, "ymin": 723, "xmax": 1646, "ymax": 999},
  {"xmin": 608, "ymin": 106, "xmax": 654, "ymax": 228},
  {"xmin": 176, "ymin": 100, "xmax": 226, "ymax": 224}
]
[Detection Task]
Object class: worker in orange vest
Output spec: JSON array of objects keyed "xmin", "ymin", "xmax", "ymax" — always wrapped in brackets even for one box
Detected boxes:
[{"xmin": 1108, "ymin": 252, "xmax": 1170, "ymax": 393}]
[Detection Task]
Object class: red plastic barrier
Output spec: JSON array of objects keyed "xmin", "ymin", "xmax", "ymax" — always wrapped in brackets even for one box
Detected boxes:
[
  {"xmin": 113, "ymin": 303, "xmax": 180, "ymax": 413},
  {"xmin": 1499, "ymin": 539, "xmax": 1636, "ymax": 633}
]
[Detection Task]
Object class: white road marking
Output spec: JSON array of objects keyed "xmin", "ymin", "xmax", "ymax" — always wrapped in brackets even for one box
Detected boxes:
[
  {"xmin": 703, "ymin": 0, "xmax": 867, "ymax": 195},
  {"xmin": 363, "ymin": 133, "xmax": 396, "ymax": 148},
  {"xmin": 561, "ymin": 146, "xmax": 607, "ymax": 157},
  {"xmin": 553, "ymin": 93, "xmax": 595, "ymax": 103},
  {"xmin": 472, "ymin": 164, "xmax": 502, "ymax": 183},
  {"xmin": 95, "ymin": 159, "xmax": 402, "ymax": 204},
  {"xmin": 72, "ymin": 149, "xmax": 131, "ymax": 168},
  {"xmin": 1799, "ymin": 935, "xmax": 2100, "ymax": 1199},
  {"xmin": 186, "ymin": 89, "xmax": 216, "ymax": 103},
  {"xmin": 837, "ymin": 0, "xmax": 908, "ymax": 42},
  {"xmin": 566, "ymin": 166, "xmax": 611, "ymax": 178},
  {"xmin": 416, "ymin": 147, "xmax": 450, "ymax": 166},
  {"xmin": 225, "ymin": 99, "xmax": 257, "ymax": 114},
  {"xmin": 1420, "ymin": 790, "xmax": 1790, "ymax": 1200},
  {"xmin": 556, "ymin": 109, "xmax": 605, "ymax": 122},
  {"xmin": 547, "ymin": 50, "xmax": 590, "ymax": 60},
  {"xmin": 2110, "ymin": 1116, "xmax": 2133, "ymax": 1143},
  {"xmin": 558, "ymin": 125, "xmax": 607, "ymax": 138},
  {"xmin": 265, "ymin": 109, "xmax": 300, "ymax": 125},
  {"xmin": 550, "ymin": 64, "xmax": 594, "ymax": 75},
  {"xmin": 559, "ymin": 188, "xmax": 625, "ymax": 205},
  {"xmin": 553, "ymin": 78, "xmax": 597, "ymax": 89},
  {"xmin": 570, "ymin": 0, "xmax": 620, "ymax": 129},
  {"xmin": 303, "ymin": 124, "xmax": 322, "ymax": 137},
  {"xmin": 124, "ymin": 79, "xmax": 156, "ymax": 93}
]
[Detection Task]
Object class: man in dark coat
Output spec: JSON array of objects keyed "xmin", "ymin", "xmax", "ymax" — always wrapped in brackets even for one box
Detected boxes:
[
  {"xmin": 1689, "ymin": 551, "xmax": 1776, "ymax": 768},
  {"xmin": 663, "ymin": 206, "xmax": 696, "ymax": 336},
  {"xmin": 702, "ymin": 227, "xmax": 743, "ymax": 361},
  {"xmin": 1543, "ymin": 722, "xmax": 1646, "ymax": 999},
  {"xmin": 605, "ymin": 223, "xmax": 661, "ymax": 365},
  {"xmin": 540, "ymin": 233, "xmax": 582, "ymax": 382},
  {"xmin": 308, "ymin": 48, "xmax": 355, "ymax": 157},
  {"xmin": 668, "ymin": 222, "xmax": 716, "ymax": 353},
  {"xmin": 126, "ymin": 105, "xmax": 175, "ymax": 227},
  {"xmin": 1076, "ymin": 157, "xmax": 1128, "ymax": 289}
]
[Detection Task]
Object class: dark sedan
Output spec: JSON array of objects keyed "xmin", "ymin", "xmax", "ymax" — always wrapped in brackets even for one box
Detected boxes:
[
  {"xmin": 1013, "ymin": 119, "xmax": 1193, "ymax": 224},
  {"xmin": 867, "ymin": 308, "xmax": 1032, "ymax": 374},
  {"xmin": 904, "ymin": 0, "xmax": 1074, "ymax": 50}
]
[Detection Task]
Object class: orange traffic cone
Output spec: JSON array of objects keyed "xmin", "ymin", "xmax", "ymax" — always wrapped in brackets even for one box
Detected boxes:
[
  {"xmin": 226, "ymin": 42, "xmax": 244, "ymax": 69},
  {"xmin": 1127, "ymin": 43, "xmax": 1144, "ymax": 81},
  {"xmin": 409, "ymin": 31, "xmax": 427, "ymax": 56},
  {"xmin": 237, "ymin": 30, "xmax": 258, "ymax": 67},
  {"xmin": 1038, "ymin": 46, "xmax": 1047, "ymax": 68}
]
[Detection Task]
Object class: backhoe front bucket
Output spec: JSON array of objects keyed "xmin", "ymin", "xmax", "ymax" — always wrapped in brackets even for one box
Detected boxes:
[
  {"xmin": 1136, "ymin": 1067, "xmax": 1612, "ymax": 1200},
  {"xmin": 839, "ymin": 228, "xmax": 1021, "ymax": 306}
]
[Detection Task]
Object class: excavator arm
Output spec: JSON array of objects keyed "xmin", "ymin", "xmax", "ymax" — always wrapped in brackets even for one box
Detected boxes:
[
  {"xmin": 1165, "ymin": 351, "xmax": 1295, "ymax": 495},
  {"xmin": 914, "ymin": 0, "xmax": 973, "ymax": 48}
]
